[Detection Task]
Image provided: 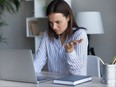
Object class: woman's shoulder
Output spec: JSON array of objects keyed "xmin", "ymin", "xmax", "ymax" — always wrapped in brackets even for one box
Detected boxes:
[
  {"xmin": 40, "ymin": 31, "xmax": 49, "ymax": 40},
  {"xmin": 43, "ymin": 31, "xmax": 48, "ymax": 37},
  {"xmin": 72, "ymin": 28, "xmax": 88, "ymax": 41},
  {"xmin": 73, "ymin": 28, "xmax": 87, "ymax": 35}
]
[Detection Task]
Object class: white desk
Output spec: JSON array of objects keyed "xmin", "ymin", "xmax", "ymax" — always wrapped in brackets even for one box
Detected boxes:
[{"xmin": 0, "ymin": 72, "xmax": 115, "ymax": 87}]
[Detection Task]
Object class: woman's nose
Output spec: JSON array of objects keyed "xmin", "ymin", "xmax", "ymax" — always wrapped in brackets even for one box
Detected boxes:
[{"xmin": 52, "ymin": 23, "xmax": 57, "ymax": 30}]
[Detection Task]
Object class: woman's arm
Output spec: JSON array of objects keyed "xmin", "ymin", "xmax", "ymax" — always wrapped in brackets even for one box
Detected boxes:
[
  {"xmin": 34, "ymin": 33, "xmax": 47, "ymax": 74},
  {"xmin": 65, "ymin": 29, "xmax": 88, "ymax": 75}
]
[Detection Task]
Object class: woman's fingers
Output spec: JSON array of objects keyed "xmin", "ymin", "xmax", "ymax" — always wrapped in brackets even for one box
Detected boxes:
[
  {"xmin": 65, "ymin": 42, "xmax": 74, "ymax": 53},
  {"xmin": 77, "ymin": 39, "xmax": 83, "ymax": 43},
  {"xmin": 66, "ymin": 39, "xmax": 83, "ymax": 47},
  {"xmin": 72, "ymin": 39, "xmax": 83, "ymax": 45},
  {"xmin": 64, "ymin": 39, "xmax": 83, "ymax": 53},
  {"xmin": 64, "ymin": 42, "xmax": 74, "ymax": 50},
  {"xmin": 66, "ymin": 42, "xmax": 73, "ymax": 48}
]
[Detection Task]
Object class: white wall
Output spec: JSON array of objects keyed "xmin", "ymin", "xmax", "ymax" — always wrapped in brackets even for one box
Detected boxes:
[
  {"xmin": 72, "ymin": 0, "xmax": 116, "ymax": 63},
  {"xmin": 0, "ymin": 0, "xmax": 116, "ymax": 63}
]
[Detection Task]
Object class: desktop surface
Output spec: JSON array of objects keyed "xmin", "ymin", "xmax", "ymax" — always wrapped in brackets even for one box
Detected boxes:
[{"xmin": 0, "ymin": 72, "xmax": 114, "ymax": 87}]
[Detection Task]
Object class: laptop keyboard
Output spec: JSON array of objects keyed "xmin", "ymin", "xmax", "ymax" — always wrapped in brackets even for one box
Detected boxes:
[{"xmin": 37, "ymin": 76, "xmax": 54, "ymax": 81}]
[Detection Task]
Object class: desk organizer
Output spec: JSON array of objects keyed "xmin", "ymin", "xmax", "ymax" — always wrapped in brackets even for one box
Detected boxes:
[{"xmin": 102, "ymin": 64, "xmax": 116, "ymax": 86}]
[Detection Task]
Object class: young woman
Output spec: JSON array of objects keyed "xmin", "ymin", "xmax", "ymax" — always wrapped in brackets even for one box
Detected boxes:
[{"xmin": 34, "ymin": 0, "xmax": 88, "ymax": 75}]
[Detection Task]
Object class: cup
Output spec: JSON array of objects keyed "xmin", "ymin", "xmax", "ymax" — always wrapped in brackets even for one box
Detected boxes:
[{"xmin": 102, "ymin": 64, "xmax": 116, "ymax": 86}]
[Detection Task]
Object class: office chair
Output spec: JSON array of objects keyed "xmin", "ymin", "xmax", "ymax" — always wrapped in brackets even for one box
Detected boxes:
[{"xmin": 87, "ymin": 55, "xmax": 101, "ymax": 77}]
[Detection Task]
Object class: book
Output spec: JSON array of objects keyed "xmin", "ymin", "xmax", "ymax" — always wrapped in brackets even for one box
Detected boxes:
[
  {"xmin": 29, "ymin": 21, "xmax": 40, "ymax": 35},
  {"xmin": 53, "ymin": 75, "xmax": 92, "ymax": 86}
]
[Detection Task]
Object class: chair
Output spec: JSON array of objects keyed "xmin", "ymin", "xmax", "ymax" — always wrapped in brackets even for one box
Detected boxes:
[{"xmin": 87, "ymin": 55, "xmax": 101, "ymax": 77}]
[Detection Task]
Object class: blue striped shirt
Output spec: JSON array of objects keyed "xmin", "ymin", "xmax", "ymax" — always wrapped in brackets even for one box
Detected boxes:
[{"xmin": 34, "ymin": 29, "xmax": 88, "ymax": 75}]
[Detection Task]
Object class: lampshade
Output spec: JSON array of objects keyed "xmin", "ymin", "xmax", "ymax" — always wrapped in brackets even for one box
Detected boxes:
[
  {"xmin": 64, "ymin": 0, "xmax": 71, "ymax": 7},
  {"xmin": 76, "ymin": 11, "xmax": 104, "ymax": 34}
]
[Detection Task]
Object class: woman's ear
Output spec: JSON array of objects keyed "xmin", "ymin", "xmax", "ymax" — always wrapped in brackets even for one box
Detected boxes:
[{"xmin": 67, "ymin": 15, "xmax": 70, "ymax": 21}]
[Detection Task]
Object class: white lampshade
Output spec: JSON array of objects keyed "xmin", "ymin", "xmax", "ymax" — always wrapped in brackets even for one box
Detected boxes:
[
  {"xmin": 76, "ymin": 11, "xmax": 104, "ymax": 34},
  {"xmin": 64, "ymin": 0, "xmax": 71, "ymax": 7}
]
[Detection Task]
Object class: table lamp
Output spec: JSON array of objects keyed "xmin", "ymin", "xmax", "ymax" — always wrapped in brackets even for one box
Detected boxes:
[{"xmin": 76, "ymin": 11, "xmax": 104, "ymax": 55}]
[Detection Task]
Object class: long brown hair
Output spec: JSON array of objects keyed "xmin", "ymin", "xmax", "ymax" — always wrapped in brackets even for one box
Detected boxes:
[{"xmin": 46, "ymin": 0, "xmax": 79, "ymax": 41}]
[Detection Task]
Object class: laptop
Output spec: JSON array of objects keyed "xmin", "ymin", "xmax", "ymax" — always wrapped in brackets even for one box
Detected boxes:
[{"xmin": 0, "ymin": 49, "xmax": 53, "ymax": 83}]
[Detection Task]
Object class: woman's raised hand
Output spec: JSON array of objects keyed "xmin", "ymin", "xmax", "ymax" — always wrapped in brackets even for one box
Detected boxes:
[{"xmin": 64, "ymin": 39, "xmax": 83, "ymax": 53}]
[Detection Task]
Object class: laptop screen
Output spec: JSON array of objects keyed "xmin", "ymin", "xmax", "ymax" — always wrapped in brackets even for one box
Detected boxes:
[{"xmin": 0, "ymin": 49, "xmax": 38, "ymax": 83}]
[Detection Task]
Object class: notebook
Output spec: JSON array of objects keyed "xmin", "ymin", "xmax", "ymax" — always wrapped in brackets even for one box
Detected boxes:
[
  {"xmin": 0, "ymin": 49, "xmax": 53, "ymax": 83},
  {"xmin": 53, "ymin": 75, "xmax": 92, "ymax": 86}
]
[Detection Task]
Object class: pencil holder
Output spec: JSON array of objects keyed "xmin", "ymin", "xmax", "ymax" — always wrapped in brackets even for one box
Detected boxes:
[{"xmin": 102, "ymin": 64, "xmax": 116, "ymax": 86}]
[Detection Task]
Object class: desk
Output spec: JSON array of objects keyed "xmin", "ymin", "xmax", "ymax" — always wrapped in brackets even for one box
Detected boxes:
[{"xmin": 0, "ymin": 72, "xmax": 115, "ymax": 87}]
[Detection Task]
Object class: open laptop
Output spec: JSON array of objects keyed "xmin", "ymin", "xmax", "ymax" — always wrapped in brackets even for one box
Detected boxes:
[{"xmin": 0, "ymin": 49, "xmax": 53, "ymax": 83}]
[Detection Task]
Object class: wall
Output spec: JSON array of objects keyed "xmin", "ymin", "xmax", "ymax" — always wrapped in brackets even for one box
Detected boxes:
[
  {"xmin": 0, "ymin": 0, "xmax": 116, "ymax": 63},
  {"xmin": 0, "ymin": 1, "xmax": 35, "ymax": 52},
  {"xmin": 72, "ymin": 0, "xmax": 116, "ymax": 63}
]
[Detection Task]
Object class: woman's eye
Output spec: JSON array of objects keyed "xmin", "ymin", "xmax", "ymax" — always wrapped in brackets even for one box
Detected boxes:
[{"xmin": 56, "ymin": 21, "xmax": 61, "ymax": 24}]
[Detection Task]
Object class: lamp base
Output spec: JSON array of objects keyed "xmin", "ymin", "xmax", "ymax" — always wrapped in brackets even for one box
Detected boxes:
[
  {"xmin": 87, "ymin": 35, "xmax": 95, "ymax": 55},
  {"xmin": 89, "ymin": 47, "xmax": 95, "ymax": 55}
]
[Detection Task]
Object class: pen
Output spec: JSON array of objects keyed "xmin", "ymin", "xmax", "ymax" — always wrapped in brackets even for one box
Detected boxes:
[
  {"xmin": 99, "ymin": 57, "xmax": 105, "ymax": 65},
  {"xmin": 112, "ymin": 58, "xmax": 116, "ymax": 64}
]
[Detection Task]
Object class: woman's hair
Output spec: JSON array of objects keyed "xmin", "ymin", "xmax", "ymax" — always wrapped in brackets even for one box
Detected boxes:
[{"xmin": 46, "ymin": 0, "xmax": 81, "ymax": 41}]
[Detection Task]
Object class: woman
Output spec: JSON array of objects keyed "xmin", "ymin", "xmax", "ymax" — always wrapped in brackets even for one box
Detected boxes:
[{"xmin": 34, "ymin": 0, "xmax": 88, "ymax": 75}]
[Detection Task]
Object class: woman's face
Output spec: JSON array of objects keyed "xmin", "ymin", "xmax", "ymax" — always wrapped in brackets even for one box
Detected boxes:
[{"xmin": 48, "ymin": 13, "xmax": 69, "ymax": 35}]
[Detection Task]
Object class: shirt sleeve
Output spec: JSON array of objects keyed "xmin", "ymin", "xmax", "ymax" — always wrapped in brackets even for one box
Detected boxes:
[
  {"xmin": 66, "ymin": 29, "xmax": 88, "ymax": 75},
  {"xmin": 34, "ymin": 33, "xmax": 47, "ymax": 74}
]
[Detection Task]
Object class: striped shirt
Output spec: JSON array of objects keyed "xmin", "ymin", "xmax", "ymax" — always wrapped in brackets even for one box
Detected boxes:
[{"xmin": 34, "ymin": 29, "xmax": 88, "ymax": 75}]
